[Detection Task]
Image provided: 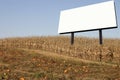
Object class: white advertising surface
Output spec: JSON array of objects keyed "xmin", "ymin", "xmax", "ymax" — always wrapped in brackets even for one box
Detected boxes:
[{"xmin": 58, "ymin": 0, "xmax": 117, "ymax": 34}]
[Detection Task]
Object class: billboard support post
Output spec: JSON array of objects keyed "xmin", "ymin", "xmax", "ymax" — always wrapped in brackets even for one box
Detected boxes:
[
  {"xmin": 71, "ymin": 32, "xmax": 74, "ymax": 45},
  {"xmin": 99, "ymin": 29, "xmax": 103, "ymax": 62},
  {"xmin": 99, "ymin": 29, "xmax": 103, "ymax": 45}
]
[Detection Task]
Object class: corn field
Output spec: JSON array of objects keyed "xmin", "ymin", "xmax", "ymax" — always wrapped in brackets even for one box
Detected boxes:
[{"xmin": 0, "ymin": 36, "xmax": 120, "ymax": 64}]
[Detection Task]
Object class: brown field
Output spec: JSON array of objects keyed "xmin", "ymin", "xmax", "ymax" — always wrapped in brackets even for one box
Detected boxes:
[{"xmin": 0, "ymin": 36, "xmax": 120, "ymax": 80}]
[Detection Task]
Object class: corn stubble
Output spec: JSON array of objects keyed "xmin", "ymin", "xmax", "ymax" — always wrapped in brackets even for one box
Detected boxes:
[{"xmin": 0, "ymin": 36, "xmax": 120, "ymax": 64}]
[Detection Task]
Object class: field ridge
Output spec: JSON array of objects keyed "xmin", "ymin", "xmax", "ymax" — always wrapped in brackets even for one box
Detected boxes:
[{"xmin": 22, "ymin": 48, "xmax": 118, "ymax": 67}]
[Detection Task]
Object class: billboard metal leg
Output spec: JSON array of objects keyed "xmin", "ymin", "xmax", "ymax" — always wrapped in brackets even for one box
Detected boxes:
[
  {"xmin": 99, "ymin": 29, "xmax": 103, "ymax": 45},
  {"xmin": 71, "ymin": 32, "xmax": 74, "ymax": 45},
  {"xmin": 99, "ymin": 29, "xmax": 103, "ymax": 61}
]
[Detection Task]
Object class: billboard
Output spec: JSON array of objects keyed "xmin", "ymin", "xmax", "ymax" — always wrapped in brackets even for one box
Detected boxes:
[{"xmin": 58, "ymin": 0, "xmax": 117, "ymax": 34}]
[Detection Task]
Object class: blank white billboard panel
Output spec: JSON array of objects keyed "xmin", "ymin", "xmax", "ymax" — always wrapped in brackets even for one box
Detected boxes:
[{"xmin": 58, "ymin": 0, "xmax": 117, "ymax": 34}]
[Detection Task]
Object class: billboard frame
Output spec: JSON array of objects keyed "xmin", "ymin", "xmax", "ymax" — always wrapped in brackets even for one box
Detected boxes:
[{"xmin": 58, "ymin": 0, "xmax": 118, "ymax": 45}]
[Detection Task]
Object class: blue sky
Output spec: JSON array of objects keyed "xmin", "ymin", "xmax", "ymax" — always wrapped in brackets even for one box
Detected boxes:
[{"xmin": 0, "ymin": 0, "xmax": 120, "ymax": 38}]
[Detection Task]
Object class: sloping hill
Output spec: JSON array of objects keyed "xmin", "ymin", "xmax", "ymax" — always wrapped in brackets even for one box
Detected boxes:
[{"xmin": 0, "ymin": 36, "xmax": 120, "ymax": 80}]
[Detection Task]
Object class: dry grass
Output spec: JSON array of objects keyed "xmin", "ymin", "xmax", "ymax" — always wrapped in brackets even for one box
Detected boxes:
[{"xmin": 0, "ymin": 48, "xmax": 120, "ymax": 80}]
